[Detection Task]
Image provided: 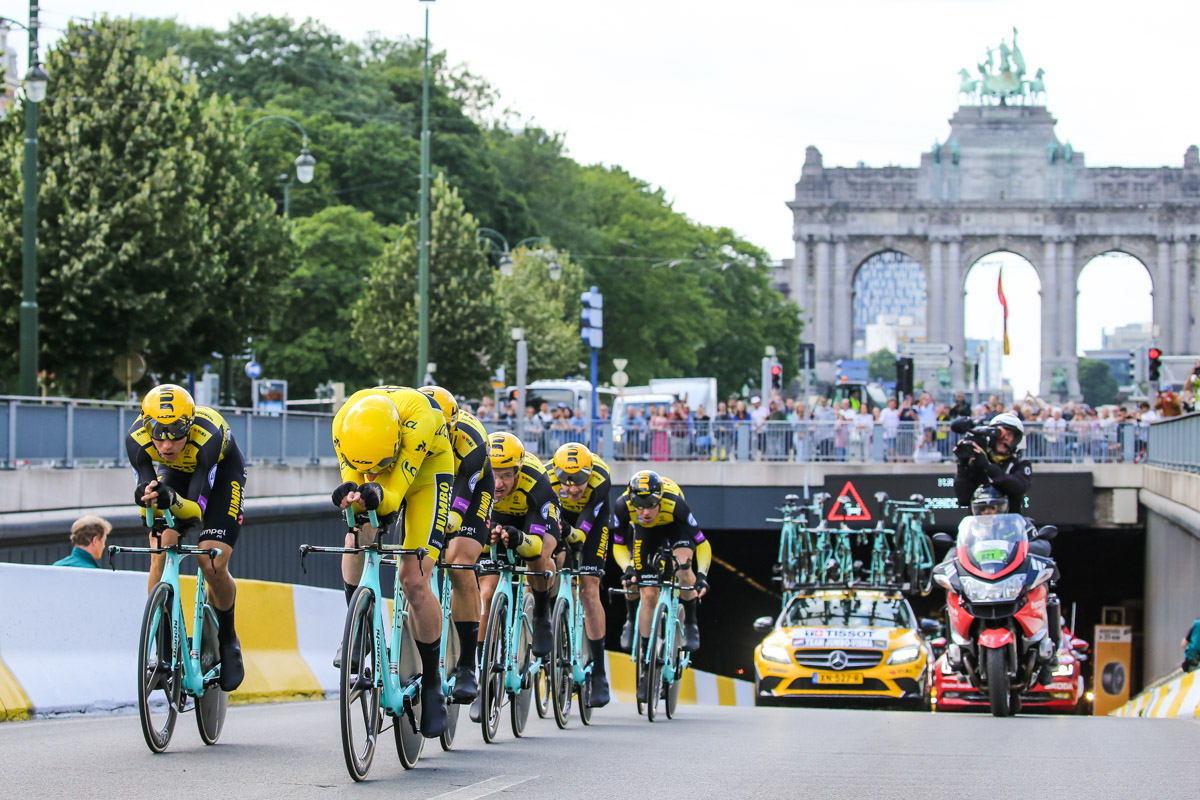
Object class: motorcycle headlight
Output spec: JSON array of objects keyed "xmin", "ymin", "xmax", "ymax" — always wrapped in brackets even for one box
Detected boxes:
[
  {"xmin": 1053, "ymin": 664, "xmax": 1074, "ymax": 677},
  {"xmin": 887, "ymin": 645, "xmax": 921, "ymax": 665},
  {"xmin": 959, "ymin": 574, "xmax": 1024, "ymax": 603},
  {"xmin": 761, "ymin": 643, "xmax": 792, "ymax": 664}
]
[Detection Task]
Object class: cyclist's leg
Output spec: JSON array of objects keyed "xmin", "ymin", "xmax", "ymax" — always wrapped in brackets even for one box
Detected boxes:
[
  {"xmin": 526, "ymin": 531, "xmax": 558, "ymax": 656},
  {"xmin": 194, "ymin": 453, "xmax": 247, "ymax": 691},
  {"xmin": 580, "ymin": 517, "xmax": 610, "ymax": 705},
  {"xmin": 446, "ymin": 531, "xmax": 484, "ymax": 701},
  {"xmin": 395, "ymin": 454, "xmax": 452, "ymax": 737},
  {"xmin": 672, "ymin": 542, "xmax": 701, "ymax": 651}
]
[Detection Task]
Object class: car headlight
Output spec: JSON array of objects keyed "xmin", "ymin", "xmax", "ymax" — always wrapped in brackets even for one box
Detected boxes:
[
  {"xmin": 1052, "ymin": 664, "xmax": 1074, "ymax": 677},
  {"xmin": 959, "ymin": 574, "xmax": 1024, "ymax": 603},
  {"xmin": 761, "ymin": 643, "xmax": 792, "ymax": 664},
  {"xmin": 887, "ymin": 645, "xmax": 921, "ymax": 665}
]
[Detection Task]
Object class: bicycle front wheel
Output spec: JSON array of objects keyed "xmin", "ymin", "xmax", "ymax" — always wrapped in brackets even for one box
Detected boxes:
[
  {"xmin": 480, "ymin": 592, "xmax": 508, "ymax": 743},
  {"xmin": 665, "ymin": 616, "xmax": 684, "ymax": 719},
  {"xmin": 510, "ymin": 594, "xmax": 535, "ymax": 738},
  {"xmin": 646, "ymin": 605, "xmax": 667, "ymax": 722},
  {"xmin": 915, "ymin": 534, "xmax": 935, "ymax": 596},
  {"xmin": 392, "ymin": 610, "xmax": 424, "ymax": 770},
  {"xmin": 138, "ymin": 582, "xmax": 180, "ymax": 753},
  {"xmin": 550, "ymin": 598, "xmax": 573, "ymax": 729},
  {"xmin": 439, "ymin": 618, "xmax": 461, "ymax": 752},
  {"xmin": 633, "ymin": 630, "xmax": 647, "ymax": 716},
  {"xmin": 340, "ymin": 587, "xmax": 381, "ymax": 782},
  {"xmin": 578, "ymin": 627, "xmax": 594, "ymax": 726}
]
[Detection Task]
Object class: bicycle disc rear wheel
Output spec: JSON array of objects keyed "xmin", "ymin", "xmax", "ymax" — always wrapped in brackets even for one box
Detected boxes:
[
  {"xmin": 195, "ymin": 604, "xmax": 228, "ymax": 745},
  {"xmin": 340, "ymin": 587, "xmax": 381, "ymax": 782},
  {"xmin": 666, "ymin": 616, "xmax": 683, "ymax": 719},
  {"xmin": 634, "ymin": 631, "xmax": 647, "ymax": 716},
  {"xmin": 138, "ymin": 583, "xmax": 180, "ymax": 753},
  {"xmin": 578, "ymin": 629, "xmax": 594, "ymax": 726},
  {"xmin": 393, "ymin": 611, "xmax": 425, "ymax": 770},
  {"xmin": 439, "ymin": 619, "xmax": 461, "ymax": 752},
  {"xmin": 511, "ymin": 594, "xmax": 535, "ymax": 738},
  {"xmin": 480, "ymin": 592, "xmax": 508, "ymax": 743},
  {"xmin": 550, "ymin": 598, "xmax": 573, "ymax": 729},
  {"xmin": 646, "ymin": 606, "xmax": 667, "ymax": 722}
]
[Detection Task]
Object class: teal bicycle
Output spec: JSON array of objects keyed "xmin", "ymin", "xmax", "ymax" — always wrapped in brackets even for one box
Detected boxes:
[
  {"xmin": 299, "ymin": 509, "xmax": 428, "ymax": 780},
  {"xmin": 108, "ymin": 508, "xmax": 228, "ymax": 753},
  {"xmin": 476, "ymin": 545, "xmax": 550, "ymax": 742},
  {"xmin": 768, "ymin": 493, "xmax": 812, "ymax": 590},
  {"xmin": 431, "ymin": 544, "xmax": 479, "ymax": 751},
  {"xmin": 856, "ymin": 520, "xmax": 897, "ymax": 587},
  {"xmin": 877, "ymin": 492, "xmax": 935, "ymax": 596},
  {"xmin": 548, "ymin": 540, "xmax": 604, "ymax": 728},
  {"xmin": 639, "ymin": 547, "xmax": 695, "ymax": 722}
]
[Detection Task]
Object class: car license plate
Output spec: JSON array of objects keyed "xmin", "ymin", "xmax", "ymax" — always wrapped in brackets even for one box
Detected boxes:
[{"xmin": 813, "ymin": 671, "xmax": 863, "ymax": 684}]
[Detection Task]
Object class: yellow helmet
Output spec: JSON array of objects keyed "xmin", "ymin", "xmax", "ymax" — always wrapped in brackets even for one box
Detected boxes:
[
  {"xmin": 418, "ymin": 385, "xmax": 458, "ymax": 430},
  {"xmin": 553, "ymin": 443, "xmax": 593, "ymax": 486},
  {"xmin": 338, "ymin": 395, "xmax": 402, "ymax": 473},
  {"xmin": 142, "ymin": 384, "xmax": 196, "ymax": 441},
  {"xmin": 488, "ymin": 431, "xmax": 525, "ymax": 470}
]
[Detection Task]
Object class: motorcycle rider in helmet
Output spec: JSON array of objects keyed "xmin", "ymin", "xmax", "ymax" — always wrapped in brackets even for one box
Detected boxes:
[{"xmin": 953, "ymin": 412, "xmax": 1032, "ymax": 512}]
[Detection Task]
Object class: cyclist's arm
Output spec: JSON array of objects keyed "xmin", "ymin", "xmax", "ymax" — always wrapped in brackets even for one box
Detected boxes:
[
  {"xmin": 694, "ymin": 539, "xmax": 713, "ymax": 575},
  {"xmin": 575, "ymin": 480, "xmax": 611, "ymax": 540},
  {"xmin": 448, "ymin": 442, "xmax": 487, "ymax": 533},
  {"xmin": 125, "ymin": 431, "xmax": 159, "ymax": 486},
  {"xmin": 612, "ymin": 499, "xmax": 632, "ymax": 569},
  {"xmin": 524, "ymin": 472, "xmax": 562, "ymax": 546}
]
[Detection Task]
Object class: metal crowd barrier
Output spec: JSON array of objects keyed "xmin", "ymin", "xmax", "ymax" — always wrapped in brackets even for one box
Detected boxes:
[{"xmin": 1146, "ymin": 414, "xmax": 1198, "ymax": 472}]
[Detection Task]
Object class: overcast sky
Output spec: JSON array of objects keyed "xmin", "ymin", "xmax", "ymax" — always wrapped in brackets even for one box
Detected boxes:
[{"xmin": 6, "ymin": 0, "xmax": 1185, "ymax": 394}]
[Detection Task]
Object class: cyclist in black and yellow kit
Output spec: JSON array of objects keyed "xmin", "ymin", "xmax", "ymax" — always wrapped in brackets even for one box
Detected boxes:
[
  {"xmin": 127, "ymin": 384, "xmax": 246, "ymax": 692},
  {"xmin": 418, "ymin": 385, "xmax": 494, "ymax": 704},
  {"xmin": 331, "ymin": 385, "xmax": 453, "ymax": 738},
  {"xmin": 614, "ymin": 470, "xmax": 711, "ymax": 701},
  {"xmin": 470, "ymin": 431, "xmax": 561, "ymax": 722},
  {"xmin": 548, "ymin": 443, "xmax": 612, "ymax": 707}
]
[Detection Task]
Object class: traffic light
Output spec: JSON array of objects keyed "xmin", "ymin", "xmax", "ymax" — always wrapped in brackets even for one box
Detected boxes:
[
  {"xmin": 1128, "ymin": 347, "xmax": 1146, "ymax": 384},
  {"xmin": 580, "ymin": 286, "xmax": 603, "ymax": 348},
  {"xmin": 1149, "ymin": 347, "xmax": 1162, "ymax": 382},
  {"xmin": 798, "ymin": 342, "xmax": 815, "ymax": 371},
  {"xmin": 770, "ymin": 360, "xmax": 783, "ymax": 391},
  {"xmin": 896, "ymin": 357, "xmax": 915, "ymax": 397}
]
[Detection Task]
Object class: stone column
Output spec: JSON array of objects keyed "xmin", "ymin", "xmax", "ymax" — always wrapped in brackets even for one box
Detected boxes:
[
  {"xmin": 927, "ymin": 239, "xmax": 944, "ymax": 345},
  {"xmin": 792, "ymin": 236, "xmax": 810, "ymax": 336},
  {"xmin": 1173, "ymin": 239, "xmax": 1190, "ymax": 354},
  {"xmin": 1059, "ymin": 239, "xmax": 1080, "ymax": 397},
  {"xmin": 814, "ymin": 239, "xmax": 832, "ymax": 367},
  {"xmin": 1039, "ymin": 238, "xmax": 1058, "ymax": 396},
  {"xmin": 1156, "ymin": 239, "xmax": 1171, "ymax": 348},
  {"xmin": 946, "ymin": 239, "xmax": 967, "ymax": 391},
  {"xmin": 833, "ymin": 238, "xmax": 852, "ymax": 359}
]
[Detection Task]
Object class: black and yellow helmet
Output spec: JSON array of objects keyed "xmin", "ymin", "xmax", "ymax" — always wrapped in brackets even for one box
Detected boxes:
[
  {"xmin": 418, "ymin": 385, "xmax": 458, "ymax": 431},
  {"xmin": 488, "ymin": 431, "xmax": 525, "ymax": 470},
  {"xmin": 142, "ymin": 384, "xmax": 196, "ymax": 441},
  {"xmin": 628, "ymin": 470, "xmax": 663, "ymax": 509},
  {"xmin": 553, "ymin": 443, "xmax": 593, "ymax": 486}
]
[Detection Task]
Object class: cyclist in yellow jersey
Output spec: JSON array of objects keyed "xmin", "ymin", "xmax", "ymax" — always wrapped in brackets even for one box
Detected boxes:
[
  {"xmin": 548, "ymin": 443, "xmax": 613, "ymax": 707},
  {"xmin": 613, "ymin": 470, "xmax": 711, "ymax": 701},
  {"xmin": 418, "ymin": 386, "xmax": 493, "ymax": 704},
  {"xmin": 330, "ymin": 385, "xmax": 453, "ymax": 738},
  {"xmin": 127, "ymin": 384, "xmax": 246, "ymax": 692}
]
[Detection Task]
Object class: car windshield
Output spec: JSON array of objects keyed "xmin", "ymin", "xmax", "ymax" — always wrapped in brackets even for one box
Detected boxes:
[
  {"xmin": 956, "ymin": 513, "xmax": 1029, "ymax": 577},
  {"xmin": 783, "ymin": 595, "xmax": 913, "ymax": 628}
]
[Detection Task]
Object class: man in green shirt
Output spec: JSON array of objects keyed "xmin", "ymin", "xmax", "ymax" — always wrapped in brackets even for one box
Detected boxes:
[{"xmin": 52, "ymin": 515, "xmax": 111, "ymax": 569}]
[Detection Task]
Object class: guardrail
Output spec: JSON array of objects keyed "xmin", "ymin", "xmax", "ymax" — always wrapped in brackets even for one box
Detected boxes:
[
  {"xmin": 1146, "ymin": 414, "xmax": 1200, "ymax": 473},
  {"xmin": 0, "ymin": 394, "xmax": 1151, "ymax": 468}
]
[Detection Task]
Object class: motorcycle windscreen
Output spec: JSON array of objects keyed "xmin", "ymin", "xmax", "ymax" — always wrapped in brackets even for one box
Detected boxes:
[{"xmin": 956, "ymin": 513, "xmax": 1029, "ymax": 578}]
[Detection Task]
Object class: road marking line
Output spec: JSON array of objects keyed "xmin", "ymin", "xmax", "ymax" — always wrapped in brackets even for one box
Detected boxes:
[{"xmin": 426, "ymin": 775, "xmax": 538, "ymax": 800}]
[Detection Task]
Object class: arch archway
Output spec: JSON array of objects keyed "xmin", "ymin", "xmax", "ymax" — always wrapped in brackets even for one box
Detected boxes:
[
  {"xmin": 1076, "ymin": 252, "xmax": 1153, "ymax": 402},
  {"xmin": 963, "ymin": 251, "xmax": 1042, "ymax": 400},
  {"xmin": 852, "ymin": 250, "xmax": 926, "ymax": 359}
]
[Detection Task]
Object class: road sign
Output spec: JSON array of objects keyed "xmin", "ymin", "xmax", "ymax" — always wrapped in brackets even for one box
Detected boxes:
[
  {"xmin": 911, "ymin": 355, "xmax": 951, "ymax": 370},
  {"xmin": 897, "ymin": 342, "xmax": 951, "ymax": 356},
  {"xmin": 613, "ymin": 358, "xmax": 628, "ymax": 371},
  {"xmin": 245, "ymin": 361, "xmax": 262, "ymax": 379},
  {"xmin": 612, "ymin": 370, "xmax": 629, "ymax": 389}
]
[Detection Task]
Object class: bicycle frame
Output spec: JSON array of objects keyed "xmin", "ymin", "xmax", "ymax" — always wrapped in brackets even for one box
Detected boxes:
[
  {"xmin": 479, "ymin": 548, "xmax": 549, "ymax": 698},
  {"xmin": 108, "ymin": 508, "xmax": 222, "ymax": 699},
  {"xmin": 641, "ymin": 573, "xmax": 693, "ymax": 690},
  {"xmin": 556, "ymin": 548, "xmax": 602, "ymax": 690},
  {"xmin": 434, "ymin": 552, "xmax": 478, "ymax": 698}
]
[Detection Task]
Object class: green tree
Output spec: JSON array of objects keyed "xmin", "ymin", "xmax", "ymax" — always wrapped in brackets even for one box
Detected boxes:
[
  {"xmin": 493, "ymin": 248, "xmax": 587, "ymax": 384},
  {"xmin": 256, "ymin": 206, "xmax": 393, "ymax": 396},
  {"xmin": 352, "ymin": 174, "xmax": 502, "ymax": 395},
  {"xmin": 0, "ymin": 17, "xmax": 290, "ymax": 396},
  {"xmin": 868, "ymin": 348, "xmax": 898, "ymax": 382},
  {"xmin": 1078, "ymin": 357, "xmax": 1119, "ymax": 407}
]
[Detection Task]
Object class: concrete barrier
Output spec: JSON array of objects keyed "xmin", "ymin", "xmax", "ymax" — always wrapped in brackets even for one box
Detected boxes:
[
  {"xmin": 1111, "ymin": 669, "xmax": 1200, "ymax": 718},
  {"xmin": 0, "ymin": 562, "xmax": 749, "ymax": 719}
]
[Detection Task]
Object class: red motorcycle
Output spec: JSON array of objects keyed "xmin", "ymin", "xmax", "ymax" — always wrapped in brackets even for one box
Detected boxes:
[{"xmin": 932, "ymin": 513, "xmax": 1059, "ymax": 717}]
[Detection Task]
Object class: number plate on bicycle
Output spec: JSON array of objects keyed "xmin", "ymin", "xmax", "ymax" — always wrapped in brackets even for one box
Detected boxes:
[{"xmin": 812, "ymin": 671, "xmax": 864, "ymax": 684}]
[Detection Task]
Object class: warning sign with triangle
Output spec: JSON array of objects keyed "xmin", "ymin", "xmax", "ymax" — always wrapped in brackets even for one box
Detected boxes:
[{"xmin": 827, "ymin": 480, "xmax": 872, "ymax": 522}]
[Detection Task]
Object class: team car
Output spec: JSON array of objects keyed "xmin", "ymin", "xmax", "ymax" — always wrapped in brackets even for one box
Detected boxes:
[
  {"xmin": 752, "ymin": 588, "xmax": 937, "ymax": 707},
  {"xmin": 931, "ymin": 626, "xmax": 1090, "ymax": 714}
]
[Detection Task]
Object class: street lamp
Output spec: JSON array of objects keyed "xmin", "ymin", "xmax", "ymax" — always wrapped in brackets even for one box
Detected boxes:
[
  {"xmin": 242, "ymin": 115, "xmax": 316, "ymax": 217},
  {"xmin": 415, "ymin": 0, "xmax": 436, "ymax": 387},
  {"xmin": 513, "ymin": 236, "xmax": 561, "ymax": 281},
  {"xmin": 477, "ymin": 227, "xmax": 514, "ymax": 276},
  {"xmin": 3, "ymin": 6, "xmax": 49, "ymax": 395}
]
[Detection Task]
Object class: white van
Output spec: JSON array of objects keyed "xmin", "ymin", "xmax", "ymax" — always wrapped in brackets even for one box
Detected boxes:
[{"xmin": 499, "ymin": 379, "xmax": 617, "ymax": 419}]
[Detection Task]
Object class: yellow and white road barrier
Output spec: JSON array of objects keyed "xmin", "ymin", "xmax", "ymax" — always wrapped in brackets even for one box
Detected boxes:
[
  {"xmin": 1112, "ymin": 669, "xmax": 1200, "ymax": 718},
  {"xmin": 0, "ymin": 562, "xmax": 750, "ymax": 718}
]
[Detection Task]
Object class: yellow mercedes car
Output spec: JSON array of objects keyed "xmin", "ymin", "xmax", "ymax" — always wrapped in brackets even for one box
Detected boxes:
[{"xmin": 752, "ymin": 588, "xmax": 935, "ymax": 707}]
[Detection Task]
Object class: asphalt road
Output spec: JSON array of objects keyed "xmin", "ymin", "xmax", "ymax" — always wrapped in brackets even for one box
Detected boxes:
[{"xmin": 2, "ymin": 700, "xmax": 1197, "ymax": 799}]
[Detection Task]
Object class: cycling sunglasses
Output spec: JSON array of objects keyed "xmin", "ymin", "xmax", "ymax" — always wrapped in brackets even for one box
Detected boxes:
[
  {"xmin": 148, "ymin": 417, "xmax": 194, "ymax": 441},
  {"xmin": 556, "ymin": 467, "xmax": 591, "ymax": 487},
  {"xmin": 629, "ymin": 492, "xmax": 662, "ymax": 509},
  {"xmin": 362, "ymin": 453, "xmax": 398, "ymax": 475}
]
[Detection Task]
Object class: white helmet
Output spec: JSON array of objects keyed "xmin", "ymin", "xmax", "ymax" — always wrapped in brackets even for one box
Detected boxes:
[{"xmin": 990, "ymin": 412, "xmax": 1025, "ymax": 453}]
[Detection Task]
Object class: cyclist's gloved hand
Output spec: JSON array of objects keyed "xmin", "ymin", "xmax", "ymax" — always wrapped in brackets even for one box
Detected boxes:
[
  {"xmin": 500, "ymin": 525, "xmax": 526, "ymax": 550},
  {"xmin": 357, "ymin": 482, "xmax": 384, "ymax": 511},
  {"xmin": 152, "ymin": 484, "xmax": 177, "ymax": 510},
  {"xmin": 331, "ymin": 480, "xmax": 357, "ymax": 508},
  {"xmin": 622, "ymin": 565, "xmax": 638, "ymax": 587},
  {"xmin": 134, "ymin": 480, "xmax": 154, "ymax": 508},
  {"xmin": 693, "ymin": 572, "xmax": 709, "ymax": 597}
]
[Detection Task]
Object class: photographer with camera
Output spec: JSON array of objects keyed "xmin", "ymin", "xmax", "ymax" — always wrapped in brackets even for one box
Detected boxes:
[{"xmin": 951, "ymin": 412, "xmax": 1032, "ymax": 511}]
